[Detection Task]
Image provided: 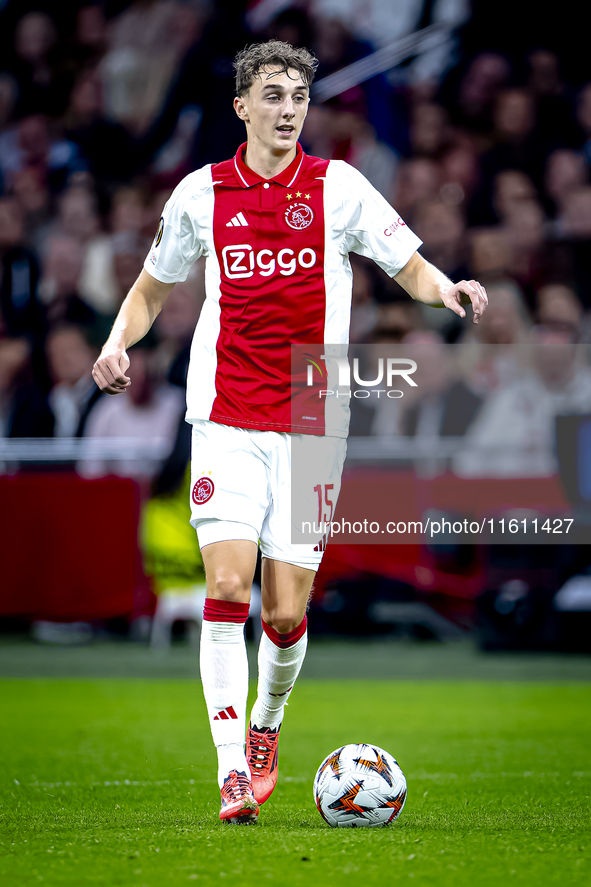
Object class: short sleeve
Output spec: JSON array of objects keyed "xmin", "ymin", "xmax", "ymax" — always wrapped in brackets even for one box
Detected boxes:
[
  {"xmin": 331, "ymin": 162, "xmax": 423, "ymax": 277},
  {"xmin": 144, "ymin": 169, "xmax": 210, "ymax": 283}
]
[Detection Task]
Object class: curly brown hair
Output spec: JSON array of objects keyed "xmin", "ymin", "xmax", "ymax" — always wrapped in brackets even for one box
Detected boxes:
[{"xmin": 233, "ymin": 40, "xmax": 318, "ymax": 96}]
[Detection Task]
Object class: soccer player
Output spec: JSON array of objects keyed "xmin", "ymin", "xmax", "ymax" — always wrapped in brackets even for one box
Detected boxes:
[{"xmin": 92, "ymin": 40, "xmax": 488, "ymax": 824}]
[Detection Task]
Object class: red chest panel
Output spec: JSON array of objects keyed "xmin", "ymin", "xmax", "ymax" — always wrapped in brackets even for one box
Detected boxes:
[{"xmin": 208, "ymin": 153, "xmax": 329, "ymax": 433}]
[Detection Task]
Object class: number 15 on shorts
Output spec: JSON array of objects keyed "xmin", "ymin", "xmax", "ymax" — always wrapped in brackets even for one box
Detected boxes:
[{"xmin": 314, "ymin": 484, "xmax": 334, "ymax": 532}]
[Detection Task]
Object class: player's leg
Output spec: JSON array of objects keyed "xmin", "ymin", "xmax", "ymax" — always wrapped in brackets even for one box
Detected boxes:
[
  {"xmin": 199, "ymin": 535, "xmax": 259, "ymax": 823},
  {"xmin": 246, "ymin": 430, "xmax": 347, "ymax": 803},
  {"xmin": 255, "ymin": 558, "xmax": 313, "ymax": 732},
  {"xmin": 246, "ymin": 558, "xmax": 313, "ymax": 803},
  {"xmin": 189, "ymin": 419, "xmax": 270, "ymax": 823}
]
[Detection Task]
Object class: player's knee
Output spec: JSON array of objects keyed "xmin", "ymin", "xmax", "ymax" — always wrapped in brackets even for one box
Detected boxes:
[
  {"xmin": 273, "ymin": 617, "xmax": 300, "ymax": 634},
  {"xmin": 208, "ymin": 573, "xmax": 251, "ymax": 603},
  {"xmin": 265, "ymin": 612, "xmax": 303, "ymax": 635}
]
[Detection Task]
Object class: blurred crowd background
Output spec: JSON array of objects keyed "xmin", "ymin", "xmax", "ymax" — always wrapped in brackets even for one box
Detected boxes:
[
  {"xmin": 1, "ymin": 0, "xmax": 591, "ymax": 648},
  {"xmin": 1, "ymin": 0, "xmax": 591, "ymax": 448}
]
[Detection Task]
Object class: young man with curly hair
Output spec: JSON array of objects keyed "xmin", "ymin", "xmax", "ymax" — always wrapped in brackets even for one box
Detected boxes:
[{"xmin": 93, "ymin": 40, "xmax": 487, "ymax": 824}]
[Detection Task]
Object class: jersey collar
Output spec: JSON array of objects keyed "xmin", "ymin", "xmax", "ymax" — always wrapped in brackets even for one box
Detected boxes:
[{"xmin": 233, "ymin": 142, "xmax": 305, "ymax": 189}]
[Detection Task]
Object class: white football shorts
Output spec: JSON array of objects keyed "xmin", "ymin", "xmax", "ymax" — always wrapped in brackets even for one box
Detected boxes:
[{"xmin": 189, "ymin": 418, "xmax": 347, "ymax": 571}]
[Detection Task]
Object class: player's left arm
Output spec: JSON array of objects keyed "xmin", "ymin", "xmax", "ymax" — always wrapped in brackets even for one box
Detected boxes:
[{"xmin": 394, "ymin": 251, "xmax": 488, "ymax": 324}]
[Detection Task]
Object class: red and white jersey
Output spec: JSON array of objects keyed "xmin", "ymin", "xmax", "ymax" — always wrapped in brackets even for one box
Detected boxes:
[{"xmin": 144, "ymin": 143, "xmax": 421, "ymax": 437}]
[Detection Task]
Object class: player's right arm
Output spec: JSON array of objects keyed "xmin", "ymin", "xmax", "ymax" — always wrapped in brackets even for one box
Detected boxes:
[
  {"xmin": 92, "ymin": 269, "xmax": 174, "ymax": 395},
  {"xmin": 93, "ymin": 167, "xmax": 211, "ymax": 393}
]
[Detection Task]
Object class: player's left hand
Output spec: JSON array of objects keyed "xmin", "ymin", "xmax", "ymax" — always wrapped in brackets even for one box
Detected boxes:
[{"xmin": 441, "ymin": 280, "xmax": 488, "ymax": 324}]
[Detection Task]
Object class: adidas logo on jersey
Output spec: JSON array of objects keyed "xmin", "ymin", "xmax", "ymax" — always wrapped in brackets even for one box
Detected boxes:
[{"xmin": 226, "ymin": 212, "xmax": 248, "ymax": 227}]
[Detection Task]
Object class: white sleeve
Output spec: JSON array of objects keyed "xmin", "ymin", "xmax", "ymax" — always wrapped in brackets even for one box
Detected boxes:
[
  {"xmin": 330, "ymin": 161, "xmax": 423, "ymax": 277},
  {"xmin": 144, "ymin": 168, "xmax": 211, "ymax": 283}
]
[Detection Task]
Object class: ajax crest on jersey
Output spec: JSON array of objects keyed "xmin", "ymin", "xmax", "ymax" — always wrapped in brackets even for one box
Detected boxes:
[
  {"xmin": 285, "ymin": 203, "xmax": 314, "ymax": 230},
  {"xmin": 314, "ymin": 743, "xmax": 406, "ymax": 828}
]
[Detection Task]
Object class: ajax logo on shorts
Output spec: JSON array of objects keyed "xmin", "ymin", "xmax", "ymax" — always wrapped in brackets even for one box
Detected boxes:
[
  {"xmin": 192, "ymin": 476, "xmax": 214, "ymax": 504},
  {"xmin": 285, "ymin": 202, "xmax": 314, "ymax": 230}
]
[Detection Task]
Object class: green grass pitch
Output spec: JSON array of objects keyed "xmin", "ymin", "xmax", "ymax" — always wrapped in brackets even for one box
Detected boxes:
[{"xmin": 1, "ymin": 674, "xmax": 590, "ymax": 886}]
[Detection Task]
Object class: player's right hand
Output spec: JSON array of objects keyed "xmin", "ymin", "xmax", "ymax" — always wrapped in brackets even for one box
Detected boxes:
[{"xmin": 92, "ymin": 347, "xmax": 131, "ymax": 395}]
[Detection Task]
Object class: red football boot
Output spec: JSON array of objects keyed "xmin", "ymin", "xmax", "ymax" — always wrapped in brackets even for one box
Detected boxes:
[
  {"xmin": 246, "ymin": 723, "xmax": 281, "ymax": 804},
  {"xmin": 219, "ymin": 770, "xmax": 259, "ymax": 824}
]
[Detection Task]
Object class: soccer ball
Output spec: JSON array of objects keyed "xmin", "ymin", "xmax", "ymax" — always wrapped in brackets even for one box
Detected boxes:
[{"xmin": 313, "ymin": 743, "xmax": 406, "ymax": 828}]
